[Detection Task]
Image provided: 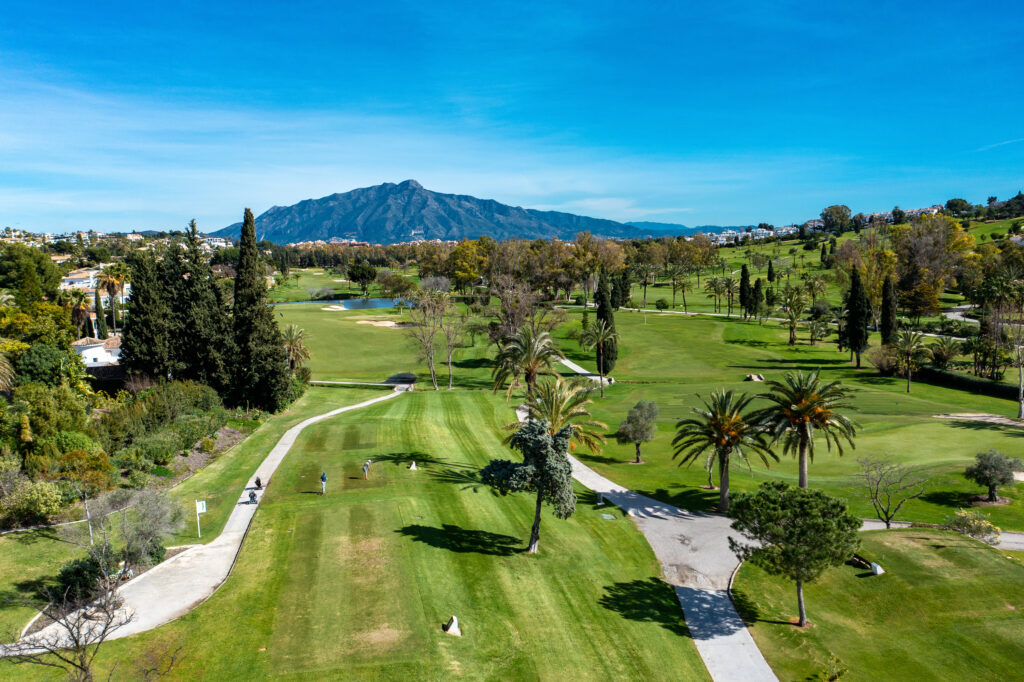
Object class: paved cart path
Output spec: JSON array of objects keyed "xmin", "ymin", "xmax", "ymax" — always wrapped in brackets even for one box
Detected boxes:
[{"xmin": 9, "ymin": 386, "xmax": 407, "ymax": 650}]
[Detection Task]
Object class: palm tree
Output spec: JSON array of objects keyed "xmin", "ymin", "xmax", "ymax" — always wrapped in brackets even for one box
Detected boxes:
[
  {"xmin": 705, "ymin": 276, "xmax": 724, "ymax": 313},
  {"xmin": 579, "ymin": 319, "xmax": 618, "ymax": 397},
  {"xmin": 663, "ymin": 263, "xmax": 686, "ymax": 309},
  {"xmin": 282, "ymin": 324, "xmax": 310, "ymax": 371},
  {"xmin": 63, "ymin": 288, "xmax": 90, "ymax": 338},
  {"xmin": 755, "ymin": 371, "xmax": 858, "ymax": 488},
  {"xmin": 633, "ymin": 263, "xmax": 659, "ymax": 309},
  {"xmin": 929, "ymin": 335, "xmax": 961, "ymax": 370},
  {"xmin": 672, "ymin": 390, "xmax": 776, "ymax": 512},
  {"xmin": 492, "ymin": 325, "xmax": 564, "ymax": 401},
  {"xmin": 517, "ymin": 377, "xmax": 607, "ymax": 454},
  {"xmin": 0, "ymin": 289, "xmax": 15, "ymax": 307},
  {"xmin": 96, "ymin": 264, "xmax": 128, "ymax": 335},
  {"xmin": 803, "ymin": 274, "xmax": 828, "ymax": 303},
  {"xmin": 723, "ymin": 276, "xmax": 738, "ymax": 317},
  {"xmin": 779, "ymin": 284, "xmax": 808, "ymax": 345},
  {"xmin": 893, "ymin": 330, "xmax": 930, "ymax": 393},
  {"xmin": 0, "ymin": 352, "xmax": 15, "ymax": 392}
]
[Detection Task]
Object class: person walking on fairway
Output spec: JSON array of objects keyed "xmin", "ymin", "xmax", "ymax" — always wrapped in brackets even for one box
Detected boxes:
[{"xmin": 320, "ymin": 470, "xmax": 327, "ymax": 495}]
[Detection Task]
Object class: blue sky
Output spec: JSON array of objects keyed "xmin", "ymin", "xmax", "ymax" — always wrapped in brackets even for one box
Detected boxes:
[{"xmin": 1, "ymin": 1, "xmax": 1022, "ymax": 233}]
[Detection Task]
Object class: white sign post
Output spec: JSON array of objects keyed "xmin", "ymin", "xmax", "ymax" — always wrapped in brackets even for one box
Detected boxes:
[{"xmin": 196, "ymin": 500, "xmax": 207, "ymax": 538}]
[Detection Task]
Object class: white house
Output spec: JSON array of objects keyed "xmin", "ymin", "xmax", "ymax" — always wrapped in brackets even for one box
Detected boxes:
[{"xmin": 71, "ymin": 336, "xmax": 121, "ymax": 366}]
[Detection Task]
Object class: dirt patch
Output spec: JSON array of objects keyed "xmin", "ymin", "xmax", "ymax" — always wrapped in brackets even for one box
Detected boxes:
[
  {"xmin": 355, "ymin": 625, "xmax": 403, "ymax": 646},
  {"xmin": 155, "ymin": 427, "xmax": 246, "ymax": 489},
  {"xmin": 970, "ymin": 495, "xmax": 1012, "ymax": 507}
]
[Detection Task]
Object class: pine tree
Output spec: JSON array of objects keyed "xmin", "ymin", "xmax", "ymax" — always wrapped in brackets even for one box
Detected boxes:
[
  {"xmin": 880, "ymin": 275, "xmax": 897, "ymax": 346},
  {"xmin": 844, "ymin": 269, "xmax": 870, "ymax": 368},
  {"xmin": 752, "ymin": 278, "xmax": 765, "ymax": 321},
  {"xmin": 167, "ymin": 221, "xmax": 234, "ymax": 392},
  {"xmin": 594, "ymin": 273, "xmax": 618, "ymax": 374},
  {"xmin": 120, "ymin": 252, "xmax": 173, "ymax": 380},
  {"xmin": 16, "ymin": 258, "xmax": 42, "ymax": 309},
  {"xmin": 739, "ymin": 265, "xmax": 752, "ymax": 319},
  {"xmin": 85, "ymin": 315, "xmax": 95, "ymax": 339},
  {"xmin": 232, "ymin": 209, "xmax": 290, "ymax": 411},
  {"xmin": 94, "ymin": 288, "xmax": 108, "ymax": 340}
]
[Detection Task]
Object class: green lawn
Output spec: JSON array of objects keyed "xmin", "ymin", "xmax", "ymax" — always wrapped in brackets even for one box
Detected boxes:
[
  {"xmin": 20, "ymin": 391, "xmax": 709, "ymax": 680},
  {"xmin": 0, "ymin": 386, "xmax": 384, "ymax": 640},
  {"xmin": 553, "ymin": 310, "xmax": 1024, "ymax": 530},
  {"xmin": 277, "ymin": 302, "xmax": 495, "ymax": 388},
  {"xmin": 732, "ymin": 529, "xmax": 1024, "ymax": 680}
]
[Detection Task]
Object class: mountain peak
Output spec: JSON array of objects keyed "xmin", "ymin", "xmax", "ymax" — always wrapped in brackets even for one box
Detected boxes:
[{"xmin": 213, "ymin": 181, "xmax": 639, "ymax": 244}]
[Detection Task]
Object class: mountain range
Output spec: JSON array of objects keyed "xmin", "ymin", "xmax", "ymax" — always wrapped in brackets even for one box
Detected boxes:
[{"xmin": 212, "ymin": 180, "xmax": 741, "ymax": 244}]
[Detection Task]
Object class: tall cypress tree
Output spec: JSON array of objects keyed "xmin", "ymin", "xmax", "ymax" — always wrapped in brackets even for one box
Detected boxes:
[
  {"xmin": 739, "ymin": 264, "xmax": 752, "ymax": 319},
  {"xmin": 85, "ymin": 314, "xmax": 95, "ymax": 339},
  {"xmin": 167, "ymin": 221, "xmax": 234, "ymax": 393},
  {"xmin": 611, "ymin": 270, "xmax": 629, "ymax": 310},
  {"xmin": 844, "ymin": 269, "xmax": 870, "ymax": 368},
  {"xmin": 880, "ymin": 275, "xmax": 897, "ymax": 346},
  {"xmin": 94, "ymin": 288, "xmax": 108, "ymax": 339},
  {"xmin": 595, "ymin": 273, "xmax": 618, "ymax": 374},
  {"xmin": 16, "ymin": 258, "xmax": 42, "ymax": 309},
  {"xmin": 120, "ymin": 252, "xmax": 173, "ymax": 380},
  {"xmin": 752, "ymin": 278, "xmax": 764, "ymax": 321},
  {"xmin": 232, "ymin": 209, "xmax": 290, "ymax": 411}
]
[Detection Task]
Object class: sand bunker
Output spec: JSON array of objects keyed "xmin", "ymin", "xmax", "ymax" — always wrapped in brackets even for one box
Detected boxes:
[
  {"xmin": 321, "ymin": 305, "xmax": 347, "ymax": 311},
  {"xmin": 356, "ymin": 320, "xmax": 411, "ymax": 328}
]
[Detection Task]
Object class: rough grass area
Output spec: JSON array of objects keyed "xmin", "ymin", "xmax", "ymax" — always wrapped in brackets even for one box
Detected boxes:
[
  {"xmin": 20, "ymin": 391, "xmax": 711, "ymax": 680},
  {"xmin": 732, "ymin": 529, "xmax": 1024, "ymax": 680},
  {"xmin": 0, "ymin": 387, "xmax": 384, "ymax": 641},
  {"xmin": 554, "ymin": 311, "xmax": 1024, "ymax": 530}
]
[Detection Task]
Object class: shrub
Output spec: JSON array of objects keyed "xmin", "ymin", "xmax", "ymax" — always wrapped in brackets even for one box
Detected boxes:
[
  {"xmin": 50, "ymin": 430, "xmax": 99, "ymax": 455},
  {"xmin": 284, "ymin": 375, "xmax": 307, "ymax": 405},
  {"xmin": 946, "ymin": 508, "xmax": 1000, "ymax": 545},
  {"xmin": 113, "ymin": 447, "xmax": 150, "ymax": 473},
  {"xmin": 655, "ymin": 298, "xmax": 669, "ymax": 310},
  {"xmin": 199, "ymin": 436, "xmax": 217, "ymax": 454},
  {"xmin": 149, "ymin": 465, "xmax": 173, "ymax": 478},
  {"xmin": 135, "ymin": 429, "xmax": 181, "ymax": 466},
  {"xmin": 126, "ymin": 470, "xmax": 149, "ymax": 489},
  {"xmin": 0, "ymin": 479, "xmax": 63, "ymax": 527},
  {"xmin": 573, "ymin": 294, "xmax": 586, "ymax": 306},
  {"xmin": 55, "ymin": 555, "xmax": 104, "ymax": 602},
  {"xmin": 867, "ymin": 346, "xmax": 899, "ymax": 376}
]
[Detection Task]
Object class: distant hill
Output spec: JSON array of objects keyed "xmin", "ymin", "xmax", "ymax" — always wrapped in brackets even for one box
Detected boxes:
[
  {"xmin": 626, "ymin": 221, "xmax": 753, "ymax": 235},
  {"xmin": 213, "ymin": 180, "xmax": 649, "ymax": 244}
]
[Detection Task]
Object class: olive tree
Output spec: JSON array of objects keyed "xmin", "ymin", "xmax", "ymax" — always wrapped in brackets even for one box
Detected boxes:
[
  {"xmin": 615, "ymin": 401, "xmax": 658, "ymax": 464},
  {"xmin": 964, "ymin": 450, "xmax": 1023, "ymax": 502}
]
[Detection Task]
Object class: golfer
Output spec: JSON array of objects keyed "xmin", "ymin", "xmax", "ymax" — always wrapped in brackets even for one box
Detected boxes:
[
  {"xmin": 320, "ymin": 470, "xmax": 327, "ymax": 495},
  {"xmin": 362, "ymin": 460, "xmax": 371, "ymax": 480}
]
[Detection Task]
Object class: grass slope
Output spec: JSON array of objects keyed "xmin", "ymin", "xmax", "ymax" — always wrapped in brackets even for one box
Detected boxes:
[
  {"xmin": 554, "ymin": 311, "xmax": 1024, "ymax": 529},
  {"xmin": 51, "ymin": 391, "xmax": 709, "ymax": 680},
  {"xmin": 732, "ymin": 529, "xmax": 1024, "ymax": 680},
  {"xmin": 0, "ymin": 387, "xmax": 383, "ymax": 640}
]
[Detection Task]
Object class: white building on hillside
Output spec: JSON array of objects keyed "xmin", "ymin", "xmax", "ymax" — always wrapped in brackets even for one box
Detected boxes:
[{"xmin": 71, "ymin": 336, "xmax": 121, "ymax": 366}]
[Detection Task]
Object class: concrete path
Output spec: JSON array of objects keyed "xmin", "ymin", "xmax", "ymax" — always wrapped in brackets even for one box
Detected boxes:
[
  {"xmin": 514, "ymin": 405, "xmax": 775, "ymax": 680},
  {"xmin": 12, "ymin": 386, "xmax": 408, "ymax": 648},
  {"xmin": 569, "ymin": 456, "xmax": 777, "ymax": 681},
  {"xmin": 559, "ymin": 358, "xmax": 612, "ymax": 385}
]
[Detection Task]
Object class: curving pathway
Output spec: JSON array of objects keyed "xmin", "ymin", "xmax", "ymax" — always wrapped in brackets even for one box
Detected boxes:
[{"xmin": 11, "ymin": 386, "xmax": 408, "ymax": 649}]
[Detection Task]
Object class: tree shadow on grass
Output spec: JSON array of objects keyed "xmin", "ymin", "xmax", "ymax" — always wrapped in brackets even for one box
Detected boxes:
[
  {"xmin": 2, "ymin": 526, "xmax": 64, "ymax": 546},
  {"xmin": 921, "ymin": 490, "xmax": 974, "ymax": 508},
  {"xmin": 452, "ymin": 357, "xmax": 491, "ymax": 370},
  {"xmin": 940, "ymin": 420, "xmax": 1024, "ymax": 438},
  {"xmin": 395, "ymin": 524, "xmax": 520, "ymax": 556},
  {"xmin": 598, "ymin": 578, "xmax": 691, "ymax": 637},
  {"xmin": 730, "ymin": 586, "xmax": 792, "ymax": 626},
  {"xmin": 429, "ymin": 467, "xmax": 485, "ymax": 492}
]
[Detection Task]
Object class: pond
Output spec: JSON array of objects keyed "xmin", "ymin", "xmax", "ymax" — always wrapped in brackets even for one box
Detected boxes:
[{"xmin": 273, "ymin": 297, "xmax": 404, "ymax": 309}]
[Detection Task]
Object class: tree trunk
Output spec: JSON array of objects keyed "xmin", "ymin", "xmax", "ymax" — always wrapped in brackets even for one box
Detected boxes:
[
  {"xmin": 447, "ymin": 348, "xmax": 454, "ymax": 390},
  {"xmin": 427, "ymin": 353, "xmax": 439, "ymax": 390},
  {"xmin": 855, "ymin": 350, "xmax": 861, "ymax": 369},
  {"xmin": 989, "ymin": 484, "xmax": 999, "ymax": 502},
  {"xmin": 597, "ymin": 345, "xmax": 605, "ymax": 398},
  {"xmin": 1017, "ymin": 363, "xmax": 1023, "ymax": 419},
  {"xmin": 527, "ymin": 487, "xmax": 543, "ymax": 554},
  {"xmin": 634, "ymin": 442, "xmax": 642, "ymax": 464},
  {"xmin": 682, "ymin": 291, "xmax": 687, "ymax": 313},
  {"xmin": 797, "ymin": 579, "xmax": 807, "ymax": 627},
  {"xmin": 798, "ymin": 435, "xmax": 809, "ymax": 488},
  {"xmin": 789, "ymin": 323, "xmax": 796, "ymax": 345},
  {"xmin": 906, "ymin": 361, "xmax": 912, "ymax": 393},
  {"xmin": 718, "ymin": 451, "xmax": 730, "ymax": 511}
]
